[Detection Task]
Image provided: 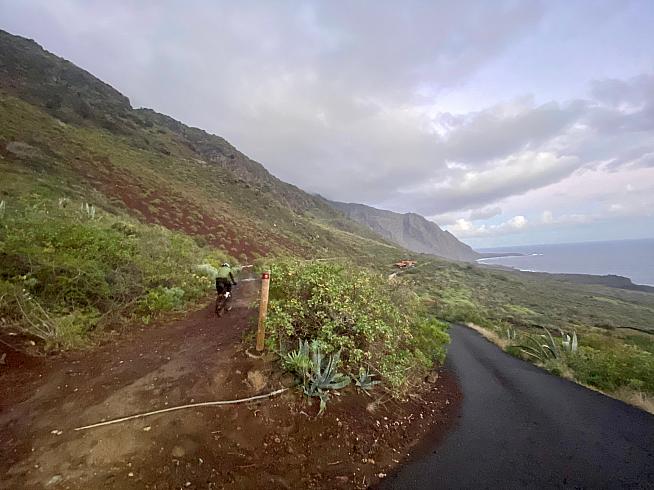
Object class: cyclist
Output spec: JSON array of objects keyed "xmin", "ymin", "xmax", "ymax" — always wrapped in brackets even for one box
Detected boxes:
[{"xmin": 215, "ymin": 263, "xmax": 238, "ymax": 310}]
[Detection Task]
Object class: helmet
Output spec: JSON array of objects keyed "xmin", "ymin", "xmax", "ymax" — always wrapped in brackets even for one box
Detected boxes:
[{"xmin": 221, "ymin": 263, "xmax": 230, "ymax": 268}]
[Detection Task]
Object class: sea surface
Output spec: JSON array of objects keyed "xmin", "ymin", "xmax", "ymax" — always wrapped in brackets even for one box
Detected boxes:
[{"xmin": 477, "ymin": 238, "xmax": 654, "ymax": 286}]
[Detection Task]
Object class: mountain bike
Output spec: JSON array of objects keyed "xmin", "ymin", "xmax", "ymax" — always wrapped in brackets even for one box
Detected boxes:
[{"xmin": 215, "ymin": 290, "xmax": 232, "ymax": 317}]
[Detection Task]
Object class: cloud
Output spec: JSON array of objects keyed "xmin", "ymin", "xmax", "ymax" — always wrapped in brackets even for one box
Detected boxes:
[
  {"xmin": 590, "ymin": 74, "xmax": 654, "ymax": 109},
  {"xmin": 446, "ymin": 215, "xmax": 529, "ymax": 238},
  {"xmin": 470, "ymin": 206, "xmax": 503, "ymax": 221},
  {"xmin": 430, "ymin": 205, "xmax": 502, "ymax": 226},
  {"xmin": 0, "ymin": 0, "xmax": 548, "ymax": 207},
  {"xmin": 393, "ymin": 151, "xmax": 580, "ymax": 214},
  {"xmin": 437, "ymin": 99, "xmax": 585, "ymax": 165},
  {"xmin": 508, "ymin": 215, "xmax": 527, "ymax": 228}
]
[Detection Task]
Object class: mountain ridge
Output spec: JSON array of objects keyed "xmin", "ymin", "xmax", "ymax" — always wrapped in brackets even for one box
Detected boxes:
[{"xmin": 327, "ymin": 200, "xmax": 480, "ymax": 262}]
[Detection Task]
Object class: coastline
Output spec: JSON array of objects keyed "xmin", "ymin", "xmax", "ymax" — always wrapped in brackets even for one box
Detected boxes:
[
  {"xmin": 473, "ymin": 239, "xmax": 654, "ymax": 288},
  {"xmin": 476, "ymin": 261, "xmax": 654, "ymax": 292}
]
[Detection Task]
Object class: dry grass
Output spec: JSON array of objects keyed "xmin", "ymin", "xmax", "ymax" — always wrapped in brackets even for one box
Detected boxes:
[
  {"xmin": 573, "ymin": 382, "xmax": 654, "ymax": 415},
  {"xmin": 613, "ymin": 387, "xmax": 654, "ymax": 415},
  {"xmin": 463, "ymin": 322, "xmax": 508, "ymax": 350}
]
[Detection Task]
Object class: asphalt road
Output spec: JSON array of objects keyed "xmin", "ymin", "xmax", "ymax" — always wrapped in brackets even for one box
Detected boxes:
[{"xmin": 381, "ymin": 324, "xmax": 654, "ymax": 489}]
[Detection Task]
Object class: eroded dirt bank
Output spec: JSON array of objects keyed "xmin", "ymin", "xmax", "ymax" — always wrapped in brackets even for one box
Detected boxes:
[{"xmin": 0, "ymin": 280, "xmax": 460, "ymax": 489}]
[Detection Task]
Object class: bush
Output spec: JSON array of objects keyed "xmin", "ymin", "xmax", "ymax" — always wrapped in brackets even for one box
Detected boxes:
[
  {"xmin": 0, "ymin": 198, "xmax": 234, "ymax": 348},
  {"xmin": 138, "ymin": 286, "xmax": 185, "ymax": 318},
  {"xmin": 413, "ymin": 317, "xmax": 450, "ymax": 364},
  {"xmin": 265, "ymin": 260, "xmax": 449, "ymax": 395},
  {"xmin": 568, "ymin": 345, "xmax": 654, "ymax": 393}
]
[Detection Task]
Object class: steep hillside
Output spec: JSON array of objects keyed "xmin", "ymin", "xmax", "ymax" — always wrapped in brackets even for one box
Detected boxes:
[
  {"xmin": 0, "ymin": 29, "xmax": 398, "ymax": 263},
  {"xmin": 328, "ymin": 201, "xmax": 480, "ymax": 262}
]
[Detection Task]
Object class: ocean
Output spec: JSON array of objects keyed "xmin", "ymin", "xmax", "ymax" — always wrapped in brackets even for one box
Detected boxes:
[{"xmin": 477, "ymin": 238, "xmax": 654, "ymax": 286}]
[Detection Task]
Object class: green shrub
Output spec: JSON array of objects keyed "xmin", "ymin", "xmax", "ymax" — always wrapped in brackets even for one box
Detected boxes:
[
  {"xmin": 265, "ymin": 259, "xmax": 449, "ymax": 395},
  {"xmin": 412, "ymin": 317, "xmax": 450, "ymax": 364},
  {"xmin": 50, "ymin": 307, "xmax": 101, "ymax": 348},
  {"xmin": 568, "ymin": 345, "xmax": 654, "ymax": 393},
  {"xmin": 0, "ymin": 197, "xmax": 234, "ymax": 348},
  {"xmin": 138, "ymin": 286, "xmax": 185, "ymax": 315}
]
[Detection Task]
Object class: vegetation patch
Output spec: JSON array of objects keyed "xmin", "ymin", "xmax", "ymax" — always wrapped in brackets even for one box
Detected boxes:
[
  {"xmin": 0, "ymin": 196, "xmax": 234, "ymax": 348},
  {"xmin": 265, "ymin": 260, "xmax": 449, "ymax": 398},
  {"xmin": 466, "ymin": 321, "xmax": 654, "ymax": 413}
]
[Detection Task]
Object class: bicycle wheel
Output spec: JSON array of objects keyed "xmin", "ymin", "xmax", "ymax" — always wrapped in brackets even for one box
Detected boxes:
[{"xmin": 215, "ymin": 294, "xmax": 226, "ymax": 317}]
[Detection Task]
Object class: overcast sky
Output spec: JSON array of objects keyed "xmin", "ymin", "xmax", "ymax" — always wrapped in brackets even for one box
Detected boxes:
[{"xmin": 2, "ymin": 0, "xmax": 654, "ymax": 248}]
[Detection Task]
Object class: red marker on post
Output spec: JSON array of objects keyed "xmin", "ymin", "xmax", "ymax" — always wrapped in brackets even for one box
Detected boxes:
[{"xmin": 256, "ymin": 271, "xmax": 271, "ymax": 351}]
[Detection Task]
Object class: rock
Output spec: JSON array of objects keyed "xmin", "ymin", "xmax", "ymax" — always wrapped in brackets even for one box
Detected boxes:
[
  {"xmin": 46, "ymin": 475, "xmax": 63, "ymax": 486},
  {"xmin": 246, "ymin": 370, "xmax": 267, "ymax": 392}
]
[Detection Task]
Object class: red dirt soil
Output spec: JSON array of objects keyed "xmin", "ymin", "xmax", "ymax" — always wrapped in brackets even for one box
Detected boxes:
[
  {"xmin": 69, "ymin": 155, "xmax": 295, "ymax": 260},
  {"xmin": 0, "ymin": 280, "xmax": 461, "ymax": 489}
]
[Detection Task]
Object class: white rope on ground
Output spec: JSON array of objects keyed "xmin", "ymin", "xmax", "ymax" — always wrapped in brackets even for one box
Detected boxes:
[{"xmin": 73, "ymin": 388, "xmax": 289, "ymax": 432}]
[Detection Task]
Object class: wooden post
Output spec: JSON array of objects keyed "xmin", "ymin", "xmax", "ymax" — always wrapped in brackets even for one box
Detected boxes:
[{"xmin": 256, "ymin": 271, "xmax": 271, "ymax": 352}]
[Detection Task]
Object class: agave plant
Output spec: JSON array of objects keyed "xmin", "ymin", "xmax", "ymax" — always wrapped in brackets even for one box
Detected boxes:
[
  {"xmin": 0, "ymin": 200, "xmax": 5, "ymax": 217},
  {"xmin": 353, "ymin": 367, "xmax": 380, "ymax": 393},
  {"xmin": 560, "ymin": 329, "xmax": 579, "ymax": 354},
  {"xmin": 284, "ymin": 339, "xmax": 350, "ymax": 414},
  {"xmin": 283, "ymin": 339, "xmax": 311, "ymax": 378},
  {"xmin": 80, "ymin": 202, "xmax": 96, "ymax": 219},
  {"xmin": 305, "ymin": 345, "xmax": 350, "ymax": 414},
  {"xmin": 519, "ymin": 327, "xmax": 579, "ymax": 362},
  {"xmin": 518, "ymin": 328, "xmax": 561, "ymax": 362}
]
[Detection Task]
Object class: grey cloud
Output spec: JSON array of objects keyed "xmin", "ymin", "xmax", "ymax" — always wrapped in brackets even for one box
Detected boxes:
[
  {"xmin": 604, "ymin": 146, "xmax": 654, "ymax": 170},
  {"xmin": 430, "ymin": 206, "xmax": 503, "ymax": 227},
  {"xmin": 440, "ymin": 100, "xmax": 586, "ymax": 165},
  {"xmin": 590, "ymin": 74, "xmax": 654, "ymax": 108},
  {"xmin": 470, "ymin": 206, "xmax": 503, "ymax": 220},
  {"xmin": 1, "ymin": 1, "xmax": 653, "ymax": 221},
  {"xmin": 388, "ymin": 151, "xmax": 581, "ymax": 215}
]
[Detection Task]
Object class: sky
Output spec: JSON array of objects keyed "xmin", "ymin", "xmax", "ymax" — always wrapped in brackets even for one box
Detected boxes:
[{"xmin": 2, "ymin": 0, "xmax": 654, "ymax": 248}]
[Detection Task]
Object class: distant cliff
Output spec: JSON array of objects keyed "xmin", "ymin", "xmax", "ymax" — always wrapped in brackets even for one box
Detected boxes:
[{"xmin": 327, "ymin": 201, "xmax": 480, "ymax": 262}]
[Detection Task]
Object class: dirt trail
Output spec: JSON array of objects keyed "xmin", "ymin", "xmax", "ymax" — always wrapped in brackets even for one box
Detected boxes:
[{"xmin": 1, "ymin": 280, "xmax": 460, "ymax": 489}]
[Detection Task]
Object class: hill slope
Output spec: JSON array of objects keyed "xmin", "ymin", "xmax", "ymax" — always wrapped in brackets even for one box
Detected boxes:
[
  {"xmin": 0, "ymin": 29, "xmax": 399, "ymax": 263},
  {"xmin": 328, "ymin": 201, "xmax": 480, "ymax": 262}
]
